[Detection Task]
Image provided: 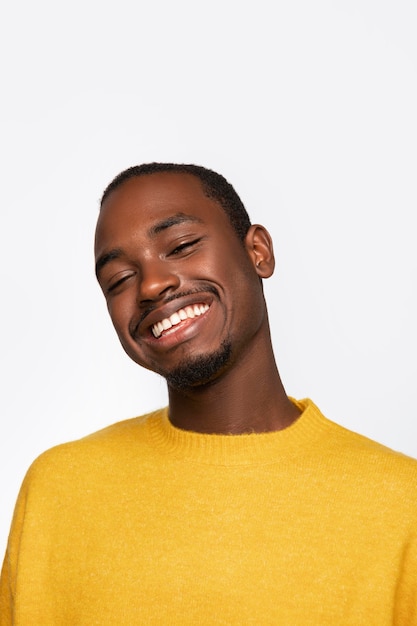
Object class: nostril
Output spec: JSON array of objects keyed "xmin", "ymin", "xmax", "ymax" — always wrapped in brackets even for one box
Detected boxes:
[{"xmin": 138, "ymin": 268, "xmax": 180, "ymax": 303}]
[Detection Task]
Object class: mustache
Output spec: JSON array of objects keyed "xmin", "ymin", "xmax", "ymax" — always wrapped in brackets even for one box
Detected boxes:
[{"xmin": 133, "ymin": 285, "xmax": 220, "ymax": 331}]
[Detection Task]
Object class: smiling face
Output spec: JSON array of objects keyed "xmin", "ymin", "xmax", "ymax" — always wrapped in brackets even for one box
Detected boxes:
[{"xmin": 95, "ymin": 172, "xmax": 273, "ymax": 390}]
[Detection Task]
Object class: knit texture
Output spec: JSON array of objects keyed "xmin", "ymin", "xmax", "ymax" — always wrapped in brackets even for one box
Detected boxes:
[{"xmin": 1, "ymin": 399, "xmax": 417, "ymax": 625}]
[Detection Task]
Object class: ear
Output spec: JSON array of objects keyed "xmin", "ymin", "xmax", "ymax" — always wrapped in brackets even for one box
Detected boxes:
[{"xmin": 244, "ymin": 224, "xmax": 275, "ymax": 278}]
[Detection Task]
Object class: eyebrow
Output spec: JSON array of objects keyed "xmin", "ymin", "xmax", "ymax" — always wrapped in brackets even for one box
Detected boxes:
[
  {"xmin": 148, "ymin": 212, "xmax": 203, "ymax": 236},
  {"xmin": 95, "ymin": 213, "xmax": 204, "ymax": 277},
  {"xmin": 95, "ymin": 248, "xmax": 123, "ymax": 277}
]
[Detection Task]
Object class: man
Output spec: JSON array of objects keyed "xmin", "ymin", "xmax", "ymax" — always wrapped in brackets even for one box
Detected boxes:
[{"xmin": 1, "ymin": 163, "xmax": 416, "ymax": 625}]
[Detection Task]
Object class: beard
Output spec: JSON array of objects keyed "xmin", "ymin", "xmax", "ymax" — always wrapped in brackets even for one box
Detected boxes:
[{"xmin": 164, "ymin": 340, "xmax": 232, "ymax": 391}]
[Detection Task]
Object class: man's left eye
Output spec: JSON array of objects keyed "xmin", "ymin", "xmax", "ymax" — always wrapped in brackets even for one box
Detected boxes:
[{"xmin": 169, "ymin": 239, "xmax": 200, "ymax": 255}]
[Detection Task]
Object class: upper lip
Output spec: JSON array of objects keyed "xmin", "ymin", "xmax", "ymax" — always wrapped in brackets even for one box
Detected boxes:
[{"xmin": 131, "ymin": 290, "xmax": 216, "ymax": 338}]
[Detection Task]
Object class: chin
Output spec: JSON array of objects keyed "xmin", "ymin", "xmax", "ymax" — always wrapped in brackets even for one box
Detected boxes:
[{"xmin": 163, "ymin": 340, "xmax": 232, "ymax": 391}]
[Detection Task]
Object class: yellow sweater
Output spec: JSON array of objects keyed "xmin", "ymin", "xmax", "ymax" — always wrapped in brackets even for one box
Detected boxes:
[{"xmin": 1, "ymin": 399, "xmax": 417, "ymax": 625}]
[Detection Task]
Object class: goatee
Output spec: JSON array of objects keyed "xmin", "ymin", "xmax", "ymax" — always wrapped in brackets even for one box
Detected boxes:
[{"xmin": 165, "ymin": 340, "xmax": 232, "ymax": 391}]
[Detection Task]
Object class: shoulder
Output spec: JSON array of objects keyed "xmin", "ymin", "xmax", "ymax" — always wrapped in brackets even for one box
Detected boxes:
[
  {"xmin": 327, "ymin": 416, "xmax": 417, "ymax": 472},
  {"xmin": 24, "ymin": 407, "xmax": 168, "ymax": 487},
  {"xmin": 298, "ymin": 398, "xmax": 417, "ymax": 483}
]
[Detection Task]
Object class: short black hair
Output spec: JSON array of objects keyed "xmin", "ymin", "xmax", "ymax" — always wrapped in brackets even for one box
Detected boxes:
[{"xmin": 101, "ymin": 162, "xmax": 252, "ymax": 242}]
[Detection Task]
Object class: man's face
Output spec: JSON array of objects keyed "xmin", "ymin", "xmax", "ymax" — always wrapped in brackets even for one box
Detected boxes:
[{"xmin": 95, "ymin": 172, "xmax": 268, "ymax": 389}]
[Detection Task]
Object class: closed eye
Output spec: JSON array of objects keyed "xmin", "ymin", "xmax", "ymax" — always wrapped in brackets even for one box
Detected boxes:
[
  {"xmin": 169, "ymin": 238, "xmax": 201, "ymax": 256},
  {"xmin": 106, "ymin": 273, "xmax": 134, "ymax": 294}
]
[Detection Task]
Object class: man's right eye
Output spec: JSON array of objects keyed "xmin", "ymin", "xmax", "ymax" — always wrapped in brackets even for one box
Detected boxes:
[{"xmin": 106, "ymin": 273, "xmax": 134, "ymax": 294}]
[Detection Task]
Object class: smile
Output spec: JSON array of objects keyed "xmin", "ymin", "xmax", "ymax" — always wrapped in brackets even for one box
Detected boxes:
[{"xmin": 152, "ymin": 303, "xmax": 210, "ymax": 338}]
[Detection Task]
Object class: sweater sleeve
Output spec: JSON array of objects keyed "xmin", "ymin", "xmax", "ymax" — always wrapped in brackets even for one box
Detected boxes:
[
  {"xmin": 394, "ymin": 527, "xmax": 417, "ymax": 625},
  {"xmin": 0, "ymin": 550, "xmax": 12, "ymax": 626},
  {"xmin": 0, "ymin": 470, "xmax": 30, "ymax": 626}
]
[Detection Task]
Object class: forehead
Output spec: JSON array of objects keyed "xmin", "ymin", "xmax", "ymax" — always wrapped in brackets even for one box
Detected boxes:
[{"xmin": 95, "ymin": 172, "xmax": 232, "ymax": 253}]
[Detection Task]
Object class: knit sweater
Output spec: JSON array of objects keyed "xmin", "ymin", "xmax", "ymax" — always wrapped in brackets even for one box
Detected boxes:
[{"xmin": 1, "ymin": 399, "xmax": 416, "ymax": 625}]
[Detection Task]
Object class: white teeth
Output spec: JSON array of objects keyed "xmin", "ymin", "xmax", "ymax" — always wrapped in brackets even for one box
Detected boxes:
[
  {"xmin": 170, "ymin": 312, "xmax": 181, "ymax": 326},
  {"xmin": 151, "ymin": 303, "xmax": 210, "ymax": 338},
  {"xmin": 162, "ymin": 318, "xmax": 171, "ymax": 330}
]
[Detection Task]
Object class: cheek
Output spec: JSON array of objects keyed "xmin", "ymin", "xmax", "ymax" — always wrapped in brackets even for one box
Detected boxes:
[
  {"xmin": 233, "ymin": 273, "xmax": 265, "ymax": 325},
  {"xmin": 200, "ymin": 251, "xmax": 246, "ymax": 285},
  {"xmin": 107, "ymin": 297, "xmax": 133, "ymax": 337},
  {"xmin": 108, "ymin": 304, "xmax": 146, "ymax": 365}
]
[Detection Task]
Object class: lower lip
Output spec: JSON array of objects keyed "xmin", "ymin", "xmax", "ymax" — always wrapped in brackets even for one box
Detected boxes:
[{"xmin": 148, "ymin": 307, "xmax": 212, "ymax": 349}]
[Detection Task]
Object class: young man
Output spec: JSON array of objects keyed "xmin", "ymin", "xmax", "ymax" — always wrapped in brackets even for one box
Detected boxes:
[{"xmin": 1, "ymin": 163, "xmax": 416, "ymax": 624}]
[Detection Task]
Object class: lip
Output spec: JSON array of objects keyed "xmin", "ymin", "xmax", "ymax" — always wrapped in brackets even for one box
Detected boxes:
[
  {"xmin": 148, "ymin": 303, "xmax": 213, "ymax": 349},
  {"xmin": 133, "ymin": 292, "xmax": 215, "ymax": 340},
  {"xmin": 151, "ymin": 302, "xmax": 210, "ymax": 338}
]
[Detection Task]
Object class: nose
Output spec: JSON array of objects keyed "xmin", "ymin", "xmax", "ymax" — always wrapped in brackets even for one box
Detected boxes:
[{"xmin": 138, "ymin": 259, "xmax": 180, "ymax": 303}]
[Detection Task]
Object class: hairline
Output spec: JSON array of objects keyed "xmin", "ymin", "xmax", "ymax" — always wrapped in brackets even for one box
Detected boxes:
[{"xmin": 100, "ymin": 164, "xmax": 251, "ymax": 243}]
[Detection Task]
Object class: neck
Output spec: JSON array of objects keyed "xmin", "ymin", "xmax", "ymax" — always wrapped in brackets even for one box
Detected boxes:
[{"xmin": 167, "ymin": 329, "xmax": 301, "ymax": 435}]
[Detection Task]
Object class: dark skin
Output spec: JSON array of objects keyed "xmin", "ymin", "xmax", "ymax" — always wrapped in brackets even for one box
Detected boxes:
[{"xmin": 95, "ymin": 172, "xmax": 301, "ymax": 434}]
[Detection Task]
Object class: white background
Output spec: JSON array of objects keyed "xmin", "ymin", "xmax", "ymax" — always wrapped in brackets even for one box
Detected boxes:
[{"xmin": 1, "ymin": 1, "xmax": 416, "ymax": 554}]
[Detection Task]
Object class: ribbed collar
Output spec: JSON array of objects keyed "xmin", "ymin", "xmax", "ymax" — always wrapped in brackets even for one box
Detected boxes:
[{"xmin": 145, "ymin": 398, "xmax": 335, "ymax": 466}]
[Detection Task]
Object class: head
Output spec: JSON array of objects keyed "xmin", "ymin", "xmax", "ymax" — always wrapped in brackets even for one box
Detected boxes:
[
  {"xmin": 95, "ymin": 164, "xmax": 275, "ymax": 391},
  {"xmin": 101, "ymin": 162, "xmax": 252, "ymax": 243}
]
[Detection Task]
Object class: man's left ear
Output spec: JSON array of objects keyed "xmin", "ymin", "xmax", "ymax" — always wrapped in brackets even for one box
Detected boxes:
[{"xmin": 245, "ymin": 224, "xmax": 275, "ymax": 278}]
